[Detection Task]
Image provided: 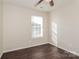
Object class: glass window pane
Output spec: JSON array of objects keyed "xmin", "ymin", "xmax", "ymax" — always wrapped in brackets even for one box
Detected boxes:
[{"xmin": 31, "ymin": 16, "xmax": 43, "ymax": 38}]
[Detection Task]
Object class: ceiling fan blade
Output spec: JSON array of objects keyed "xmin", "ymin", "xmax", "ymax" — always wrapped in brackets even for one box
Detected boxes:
[
  {"xmin": 35, "ymin": 0, "xmax": 43, "ymax": 6},
  {"xmin": 49, "ymin": 0, "xmax": 54, "ymax": 6}
]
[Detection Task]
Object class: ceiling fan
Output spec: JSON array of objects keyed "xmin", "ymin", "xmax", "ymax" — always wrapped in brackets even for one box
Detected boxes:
[{"xmin": 35, "ymin": 0, "xmax": 54, "ymax": 6}]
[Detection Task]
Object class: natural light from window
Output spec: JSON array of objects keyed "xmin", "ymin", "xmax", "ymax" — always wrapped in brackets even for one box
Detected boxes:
[
  {"xmin": 31, "ymin": 16, "xmax": 43, "ymax": 38},
  {"xmin": 51, "ymin": 22, "xmax": 58, "ymax": 46}
]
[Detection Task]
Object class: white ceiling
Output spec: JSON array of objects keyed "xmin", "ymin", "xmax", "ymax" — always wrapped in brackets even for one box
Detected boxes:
[{"xmin": 3, "ymin": 0, "xmax": 74, "ymax": 12}]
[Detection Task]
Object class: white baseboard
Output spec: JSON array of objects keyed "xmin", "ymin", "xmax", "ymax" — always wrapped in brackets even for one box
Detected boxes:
[
  {"xmin": 3, "ymin": 42, "xmax": 79, "ymax": 57},
  {"xmin": 49, "ymin": 43, "xmax": 79, "ymax": 56},
  {"xmin": 58, "ymin": 46, "xmax": 79, "ymax": 56},
  {"xmin": 3, "ymin": 42, "xmax": 49, "ymax": 53}
]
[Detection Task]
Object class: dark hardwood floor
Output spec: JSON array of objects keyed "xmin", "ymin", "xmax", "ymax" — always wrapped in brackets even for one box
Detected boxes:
[{"xmin": 1, "ymin": 44, "xmax": 79, "ymax": 59}]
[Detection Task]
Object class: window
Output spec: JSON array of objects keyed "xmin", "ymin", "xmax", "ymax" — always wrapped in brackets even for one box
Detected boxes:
[{"xmin": 31, "ymin": 16, "xmax": 43, "ymax": 38}]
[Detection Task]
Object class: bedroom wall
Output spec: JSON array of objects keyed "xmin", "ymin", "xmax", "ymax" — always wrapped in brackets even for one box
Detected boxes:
[
  {"xmin": 3, "ymin": 3, "xmax": 49, "ymax": 52},
  {"xmin": 3, "ymin": 0, "xmax": 79, "ymax": 56},
  {"xmin": 0, "ymin": 0, "xmax": 3, "ymax": 57},
  {"xmin": 49, "ymin": 0, "xmax": 79, "ymax": 56}
]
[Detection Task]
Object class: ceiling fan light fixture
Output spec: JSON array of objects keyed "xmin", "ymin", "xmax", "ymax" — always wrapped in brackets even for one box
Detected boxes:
[
  {"xmin": 44, "ymin": 0, "xmax": 51, "ymax": 2},
  {"xmin": 35, "ymin": 0, "xmax": 54, "ymax": 7}
]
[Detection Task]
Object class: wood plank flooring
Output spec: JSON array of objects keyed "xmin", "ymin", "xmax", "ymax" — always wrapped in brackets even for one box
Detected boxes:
[{"xmin": 1, "ymin": 44, "xmax": 79, "ymax": 59}]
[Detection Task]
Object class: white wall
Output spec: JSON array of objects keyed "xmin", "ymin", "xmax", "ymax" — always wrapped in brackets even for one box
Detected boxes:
[
  {"xmin": 3, "ymin": 0, "xmax": 79, "ymax": 56},
  {"xmin": 0, "ymin": 0, "xmax": 3, "ymax": 57},
  {"xmin": 49, "ymin": 0, "xmax": 79, "ymax": 55},
  {"xmin": 3, "ymin": 3, "xmax": 49, "ymax": 52}
]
